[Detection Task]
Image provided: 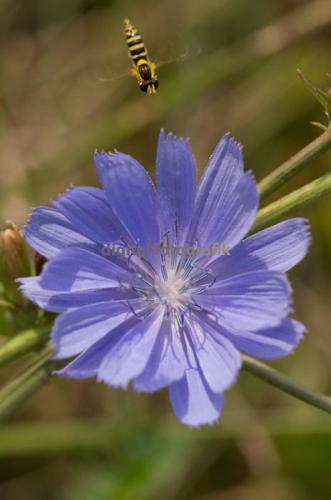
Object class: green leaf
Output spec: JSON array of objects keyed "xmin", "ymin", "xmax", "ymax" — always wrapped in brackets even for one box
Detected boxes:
[{"xmin": 297, "ymin": 68, "xmax": 330, "ymax": 117}]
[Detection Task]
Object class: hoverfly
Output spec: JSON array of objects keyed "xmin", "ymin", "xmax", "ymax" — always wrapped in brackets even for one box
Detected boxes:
[
  {"xmin": 124, "ymin": 18, "xmax": 158, "ymax": 95},
  {"xmin": 96, "ymin": 19, "xmax": 200, "ymax": 94}
]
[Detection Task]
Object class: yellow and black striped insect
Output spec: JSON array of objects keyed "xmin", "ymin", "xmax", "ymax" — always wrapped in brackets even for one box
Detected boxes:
[{"xmin": 124, "ymin": 18, "xmax": 159, "ymax": 95}]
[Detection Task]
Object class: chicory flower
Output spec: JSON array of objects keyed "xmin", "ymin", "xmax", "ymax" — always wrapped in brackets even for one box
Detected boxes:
[{"xmin": 18, "ymin": 131, "xmax": 310, "ymax": 427}]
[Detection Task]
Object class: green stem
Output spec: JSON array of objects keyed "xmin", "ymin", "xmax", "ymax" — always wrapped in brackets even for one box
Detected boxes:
[
  {"xmin": 0, "ymin": 354, "xmax": 53, "ymax": 421},
  {"xmin": 242, "ymin": 356, "xmax": 331, "ymax": 414},
  {"xmin": 0, "ymin": 327, "xmax": 49, "ymax": 368},
  {"xmin": 253, "ymin": 171, "xmax": 331, "ymax": 232},
  {"xmin": 258, "ymin": 129, "xmax": 331, "ymax": 201}
]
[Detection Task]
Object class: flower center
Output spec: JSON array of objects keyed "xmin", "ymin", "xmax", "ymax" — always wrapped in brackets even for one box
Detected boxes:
[
  {"xmin": 154, "ymin": 269, "xmax": 191, "ymax": 311},
  {"xmin": 128, "ymin": 248, "xmax": 216, "ymax": 326}
]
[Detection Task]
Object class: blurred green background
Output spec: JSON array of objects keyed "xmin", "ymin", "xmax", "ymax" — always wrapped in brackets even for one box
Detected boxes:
[{"xmin": 1, "ymin": 0, "xmax": 331, "ymax": 499}]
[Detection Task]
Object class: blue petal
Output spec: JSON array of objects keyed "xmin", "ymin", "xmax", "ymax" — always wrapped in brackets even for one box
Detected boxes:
[
  {"xmin": 197, "ymin": 270, "xmax": 291, "ymax": 330},
  {"xmin": 18, "ymin": 276, "xmax": 133, "ymax": 312},
  {"xmin": 242, "ymin": 319, "xmax": 305, "ymax": 359},
  {"xmin": 194, "ymin": 171, "xmax": 258, "ymax": 250},
  {"xmin": 210, "ymin": 218, "xmax": 311, "ymax": 280},
  {"xmin": 169, "ymin": 369, "xmax": 224, "ymax": 427},
  {"xmin": 188, "ymin": 318, "xmax": 242, "ymax": 393},
  {"xmin": 56, "ymin": 315, "xmax": 140, "ymax": 378},
  {"xmin": 53, "ymin": 187, "xmax": 124, "ymax": 245},
  {"xmin": 241, "ymin": 218, "xmax": 310, "ymax": 272},
  {"xmin": 97, "ymin": 309, "xmax": 164, "ymax": 388},
  {"xmin": 40, "ymin": 247, "xmax": 132, "ymax": 292},
  {"xmin": 205, "ymin": 316, "xmax": 305, "ymax": 360},
  {"xmin": 133, "ymin": 320, "xmax": 186, "ymax": 392},
  {"xmin": 156, "ymin": 130, "xmax": 196, "ymax": 241},
  {"xmin": 52, "ymin": 301, "xmax": 132, "ymax": 359},
  {"xmin": 23, "ymin": 207, "xmax": 95, "ymax": 258},
  {"xmin": 95, "ymin": 151, "xmax": 159, "ymax": 247},
  {"xmin": 188, "ymin": 134, "xmax": 257, "ymax": 248}
]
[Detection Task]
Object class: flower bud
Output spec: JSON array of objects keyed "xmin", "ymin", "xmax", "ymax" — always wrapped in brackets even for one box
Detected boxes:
[{"xmin": 0, "ymin": 221, "xmax": 31, "ymax": 297}]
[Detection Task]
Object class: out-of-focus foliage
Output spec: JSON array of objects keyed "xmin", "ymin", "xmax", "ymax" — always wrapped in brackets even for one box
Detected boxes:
[{"xmin": 0, "ymin": 0, "xmax": 331, "ymax": 499}]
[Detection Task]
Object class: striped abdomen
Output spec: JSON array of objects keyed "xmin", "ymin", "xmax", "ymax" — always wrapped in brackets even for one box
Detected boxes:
[{"xmin": 124, "ymin": 18, "xmax": 148, "ymax": 65}]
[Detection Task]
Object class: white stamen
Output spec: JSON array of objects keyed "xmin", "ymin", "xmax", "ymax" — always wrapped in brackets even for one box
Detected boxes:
[{"xmin": 154, "ymin": 269, "xmax": 191, "ymax": 311}]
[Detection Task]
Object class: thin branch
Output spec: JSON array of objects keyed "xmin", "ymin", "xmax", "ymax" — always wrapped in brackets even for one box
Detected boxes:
[
  {"xmin": 242, "ymin": 355, "xmax": 331, "ymax": 414},
  {"xmin": 0, "ymin": 354, "xmax": 53, "ymax": 421},
  {"xmin": 258, "ymin": 129, "xmax": 331, "ymax": 201},
  {"xmin": 0, "ymin": 327, "xmax": 49, "ymax": 369},
  {"xmin": 253, "ymin": 171, "xmax": 331, "ymax": 232}
]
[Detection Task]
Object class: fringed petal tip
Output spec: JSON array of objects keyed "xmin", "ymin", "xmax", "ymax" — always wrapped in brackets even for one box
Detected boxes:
[
  {"xmin": 169, "ymin": 368, "xmax": 225, "ymax": 427},
  {"xmin": 208, "ymin": 133, "xmax": 243, "ymax": 160},
  {"xmin": 22, "ymin": 209, "xmax": 35, "ymax": 238},
  {"xmin": 284, "ymin": 319, "xmax": 307, "ymax": 356},
  {"xmin": 299, "ymin": 217, "xmax": 313, "ymax": 251},
  {"xmin": 159, "ymin": 128, "xmax": 191, "ymax": 144},
  {"xmin": 186, "ymin": 413, "xmax": 222, "ymax": 429},
  {"xmin": 96, "ymin": 374, "xmax": 129, "ymax": 389},
  {"xmin": 94, "ymin": 149, "xmax": 130, "ymax": 166},
  {"xmin": 15, "ymin": 276, "xmax": 39, "ymax": 297},
  {"xmin": 224, "ymin": 131, "xmax": 243, "ymax": 151},
  {"xmin": 53, "ymin": 366, "xmax": 92, "ymax": 379},
  {"xmin": 49, "ymin": 185, "xmax": 77, "ymax": 207}
]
